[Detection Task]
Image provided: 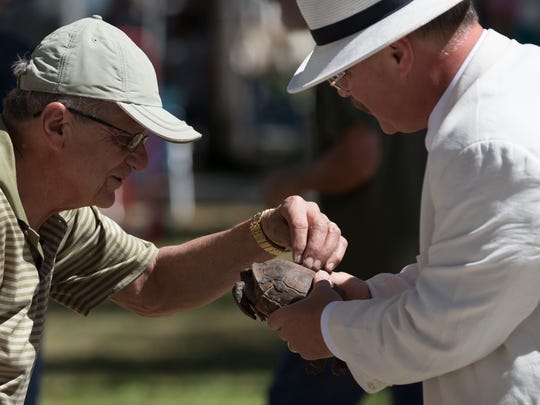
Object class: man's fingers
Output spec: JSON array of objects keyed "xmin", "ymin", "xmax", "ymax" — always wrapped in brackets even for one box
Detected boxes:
[
  {"xmin": 286, "ymin": 199, "xmax": 321, "ymax": 263},
  {"xmin": 313, "ymin": 269, "xmax": 331, "ymax": 283},
  {"xmin": 299, "ymin": 212, "xmax": 330, "ymax": 267},
  {"xmin": 329, "ymin": 272, "xmax": 372, "ymax": 300},
  {"xmin": 287, "ymin": 342, "xmax": 297, "ymax": 353},
  {"xmin": 328, "ymin": 235, "xmax": 348, "ymax": 271},
  {"xmin": 267, "ymin": 305, "xmax": 286, "ymax": 331},
  {"xmin": 262, "ymin": 195, "xmax": 347, "ymax": 270}
]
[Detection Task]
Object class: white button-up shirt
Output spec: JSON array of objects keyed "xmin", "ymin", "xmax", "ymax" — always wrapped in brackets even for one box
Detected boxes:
[{"xmin": 321, "ymin": 29, "xmax": 540, "ymax": 404}]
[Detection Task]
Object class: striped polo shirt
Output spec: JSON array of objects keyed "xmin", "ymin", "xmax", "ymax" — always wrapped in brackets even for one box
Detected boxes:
[{"xmin": 0, "ymin": 119, "xmax": 159, "ymax": 403}]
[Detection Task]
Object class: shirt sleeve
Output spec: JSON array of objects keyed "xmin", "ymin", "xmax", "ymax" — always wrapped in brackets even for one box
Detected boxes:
[
  {"xmin": 50, "ymin": 206, "xmax": 159, "ymax": 315},
  {"xmin": 322, "ymin": 140, "xmax": 540, "ymax": 391}
]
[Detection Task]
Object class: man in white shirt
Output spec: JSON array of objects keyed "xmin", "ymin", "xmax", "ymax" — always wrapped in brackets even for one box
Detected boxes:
[{"xmin": 268, "ymin": 1, "xmax": 540, "ymax": 404}]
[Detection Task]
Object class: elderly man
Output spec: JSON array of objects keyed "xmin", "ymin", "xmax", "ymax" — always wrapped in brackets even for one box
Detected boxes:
[
  {"xmin": 0, "ymin": 15, "xmax": 346, "ymax": 404},
  {"xmin": 268, "ymin": 1, "xmax": 540, "ymax": 404}
]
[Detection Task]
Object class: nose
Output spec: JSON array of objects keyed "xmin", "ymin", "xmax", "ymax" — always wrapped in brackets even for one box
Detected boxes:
[{"xmin": 126, "ymin": 143, "xmax": 149, "ymax": 171}]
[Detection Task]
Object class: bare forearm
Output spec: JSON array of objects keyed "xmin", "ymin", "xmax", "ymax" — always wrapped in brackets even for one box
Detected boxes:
[
  {"xmin": 154, "ymin": 221, "xmax": 273, "ymax": 310},
  {"xmin": 112, "ymin": 196, "xmax": 348, "ymax": 317},
  {"xmin": 113, "ymin": 220, "xmax": 273, "ymax": 316}
]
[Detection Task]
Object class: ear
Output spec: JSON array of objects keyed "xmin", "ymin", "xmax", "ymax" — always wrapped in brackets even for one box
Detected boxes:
[
  {"xmin": 388, "ymin": 37, "xmax": 415, "ymax": 78},
  {"xmin": 39, "ymin": 102, "xmax": 68, "ymax": 150}
]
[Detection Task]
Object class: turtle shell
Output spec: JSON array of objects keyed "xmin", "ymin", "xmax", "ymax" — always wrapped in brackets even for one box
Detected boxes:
[
  {"xmin": 249, "ymin": 259, "xmax": 315, "ymax": 316},
  {"xmin": 232, "ymin": 258, "xmax": 349, "ymax": 376}
]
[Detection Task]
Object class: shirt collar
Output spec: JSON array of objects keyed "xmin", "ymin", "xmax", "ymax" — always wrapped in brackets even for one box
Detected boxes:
[
  {"xmin": 425, "ymin": 29, "xmax": 488, "ymax": 151},
  {"xmin": 0, "ymin": 116, "xmax": 29, "ymax": 224},
  {"xmin": 0, "ymin": 116, "xmax": 69, "ymax": 263}
]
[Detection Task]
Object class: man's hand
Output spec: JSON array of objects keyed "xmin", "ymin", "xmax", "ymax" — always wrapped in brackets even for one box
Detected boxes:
[
  {"xmin": 262, "ymin": 196, "xmax": 347, "ymax": 271},
  {"xmin": 329, "ymin": 271, "xmax": 372, "ymax": 300},
  {"xmin": 267, "ymin": 271, "xmax": 341, "ymax": 360}
]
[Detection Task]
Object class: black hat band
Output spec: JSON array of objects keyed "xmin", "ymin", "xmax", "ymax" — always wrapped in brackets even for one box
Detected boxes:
[{"xmin": 310, "ymin": 0, "xmax": 414, "ymax": 46}]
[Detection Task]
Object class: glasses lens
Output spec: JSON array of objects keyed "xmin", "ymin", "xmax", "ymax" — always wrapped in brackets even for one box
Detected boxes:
[{"xmin": 125, "ymin": 133, "xmax": 148, "ymax": 152}]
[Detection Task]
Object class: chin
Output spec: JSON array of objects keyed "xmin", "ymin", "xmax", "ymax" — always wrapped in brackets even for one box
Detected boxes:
[
  {"xmin": 379, "ymin": 120, "xmax": 425, "ymax": 135},
  {"xmin": 380, "ymin": 127, "xmax": 398, "ymax": 135},
  {"xmin": 93, "ymin": 194, "xmax": 116, "ymax": 209},
  {"xmin": 378, "ymin": 122, "xmax": 398, "ymax": 135}
]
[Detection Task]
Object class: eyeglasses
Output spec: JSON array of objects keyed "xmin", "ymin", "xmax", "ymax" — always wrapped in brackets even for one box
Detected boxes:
[
  {"xmin": 34, "ymin": 106, "xmax": 148, "ymax": 153},
  {"xmin": 66, "ymin": 107, "xmax": 148, "ymax": 153},
  {"xmin": 328, "ymin": 70, "xmax": 351, "ymax": 92}
]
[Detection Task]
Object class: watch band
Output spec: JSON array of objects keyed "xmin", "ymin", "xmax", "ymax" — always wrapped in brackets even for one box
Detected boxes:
[{"xmin": 249, "ymin": 209, "xmax": 290, "ymax": 256}]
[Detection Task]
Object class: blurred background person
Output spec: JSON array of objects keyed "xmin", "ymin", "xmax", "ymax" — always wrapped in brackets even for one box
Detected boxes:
[
  {"xmin": 262, "ymin": 1, "xmax": 426, "ymax": 404},
  {"xmin": 476, "ymin": 0, "xmax": 540, "ymax": 45}
]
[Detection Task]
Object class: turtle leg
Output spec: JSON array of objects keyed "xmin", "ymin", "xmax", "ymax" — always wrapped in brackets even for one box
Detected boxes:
[
  {"xmin": 330, "ymin": 358, "xmax": 348, "ymax": 376},
  {"xmin": 305, "ymin": 359, "xmax": 326, "ymax": 375},
  {"xmin": 305, "ymin": 358, "xmax": 348, "ymax": 376},
  {"xmin": 232, "ymin": 282, "xmax": 257, "ymax": 320}
]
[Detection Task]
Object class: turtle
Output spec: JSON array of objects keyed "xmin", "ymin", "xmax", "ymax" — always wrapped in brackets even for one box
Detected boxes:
[{"xmin": 232, "ymin": 258, "xmax": 348, "ymax": 376}]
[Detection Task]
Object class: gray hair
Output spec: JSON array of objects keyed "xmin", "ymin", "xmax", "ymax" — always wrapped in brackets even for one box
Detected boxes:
[
  {"xmin": 3, "ymin": 56, "xmax": 107, "ymax": 124},
  {"xmin": 414, "ymin": 1, "xmax": 478, "ymax": 41}
]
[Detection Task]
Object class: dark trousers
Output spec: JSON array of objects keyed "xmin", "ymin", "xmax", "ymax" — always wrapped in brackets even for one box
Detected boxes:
[{"xmin": 268, "ymin": 348, "xmax": 423, "ymax": 405}]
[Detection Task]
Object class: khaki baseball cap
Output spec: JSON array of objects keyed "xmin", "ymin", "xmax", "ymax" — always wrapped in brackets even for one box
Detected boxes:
[{"xmin": 17, "ymin": 15, "xmax": 202, "ymax": 143}]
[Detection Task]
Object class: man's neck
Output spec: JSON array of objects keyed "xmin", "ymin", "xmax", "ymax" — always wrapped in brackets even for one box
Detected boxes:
[
  {"xmin": 12, "ymin": 123, "xmax": 61, "ymax": 230},
  {"xmin": 410, "ymin": 23, "xmax": 485, "ymax": 124},
  {"xmin": 16, "ymin": 159, "xmax": 58, "ymax": 230},
  {"xmin": 437, "ymin": 23, "xmax": 485, "ymax": 90}
]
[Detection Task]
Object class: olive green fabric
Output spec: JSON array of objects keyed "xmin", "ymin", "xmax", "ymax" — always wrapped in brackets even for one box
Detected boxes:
[{"xmin": 0, "ymin": 120, "xmax": 158, "ymax": 403}]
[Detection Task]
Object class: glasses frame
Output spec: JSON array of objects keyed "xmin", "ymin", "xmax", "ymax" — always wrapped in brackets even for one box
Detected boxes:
[
  {"xmin": 327, "ymin": 71, "xmax": 351, "ymax": 92},
  {"xmin": 67, "ymin": 107, "xmax": 148, "ymax": 153},
  {"xmin": 33, "ymin": 106, "xmax": 148, "ymax": 153}
]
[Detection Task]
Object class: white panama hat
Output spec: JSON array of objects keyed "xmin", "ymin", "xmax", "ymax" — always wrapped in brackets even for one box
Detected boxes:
[
  {"xmin": 288, "ymin": 0, "xmax": 465, "ymax": 93},
  {"xmin": 18, "ymin": 15, "xmax": 202, "ymax": 143}
]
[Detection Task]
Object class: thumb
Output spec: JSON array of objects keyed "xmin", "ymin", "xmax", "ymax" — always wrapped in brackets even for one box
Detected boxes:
[
  {"xmin": 311, "ymin": 270, "xmax": 343, "ymax": 302},
  {"xmin": 313, "ymin": 270, "xmax": 331, "ymax": 285}
]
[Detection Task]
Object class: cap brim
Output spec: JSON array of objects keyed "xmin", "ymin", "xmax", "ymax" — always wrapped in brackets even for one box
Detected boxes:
[
  {"xmin": 288, "ymin": 0, "xmax": 464, "ymax": 93},
  {"xmin": 117, "ymin": 102, "xmax": 202, "ymax": 143}
]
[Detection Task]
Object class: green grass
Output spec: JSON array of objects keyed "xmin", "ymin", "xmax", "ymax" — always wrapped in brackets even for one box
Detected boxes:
[
  {"xmin": 39, "ymin": 216, "xmax": 391, "ymax": 405},
  {"xmin": 40, "ymin": 297, "xmax": 391, "ymax": 404},
  {"xmin": 42, "ymin": 372, "xmax": 271, "ymax": 405},
  {"xmin": 41, "ymin": 297, "xmax": 275, "ymax": 404}
]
